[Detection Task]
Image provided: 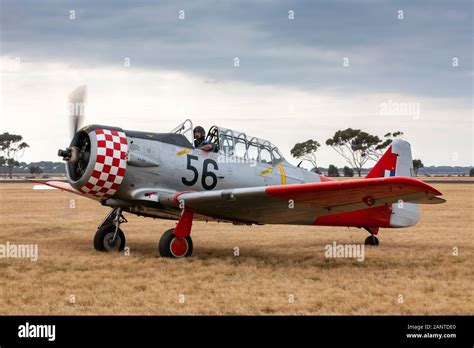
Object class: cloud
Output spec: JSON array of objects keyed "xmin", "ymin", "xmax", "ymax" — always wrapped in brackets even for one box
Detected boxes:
[
  {"xmin": 1, "ymin": 1, "xmax": 472, "ymax": 167},
  {"xmin": 1, "ymin": 56, "xmax": 472, "ymax": 166},
  {"xmin": 1, "ymin": 0, "xmax": 472, "ymax": 98}
]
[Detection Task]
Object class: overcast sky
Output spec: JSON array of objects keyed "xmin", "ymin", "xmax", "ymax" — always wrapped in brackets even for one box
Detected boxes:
[{"xmin": 1, "ymin": 0, "xmax": 472, "ymax": 167}]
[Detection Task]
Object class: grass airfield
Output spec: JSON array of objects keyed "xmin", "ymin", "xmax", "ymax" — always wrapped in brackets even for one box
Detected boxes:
[{"xmin": 0, "ymin": 182, "xmax": 472, "ymax": 315}]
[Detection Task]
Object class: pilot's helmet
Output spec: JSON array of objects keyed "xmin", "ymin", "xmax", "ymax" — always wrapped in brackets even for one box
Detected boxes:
[{"xmin": 193, "ymin": 126, "xmax": 205, "ymax": 134}]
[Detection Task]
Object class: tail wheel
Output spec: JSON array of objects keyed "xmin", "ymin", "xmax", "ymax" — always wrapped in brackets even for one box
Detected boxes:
[
  {"xmin": 159, "ymin": 228, "xmax": 193, "ymax": 258},
  {"xmin": 365, "ymin": 235, "xmax": 379, "ymax": 246},
  {"xmin": 94, "ymin": 224, "xmax": 126, "ymax": 252}
]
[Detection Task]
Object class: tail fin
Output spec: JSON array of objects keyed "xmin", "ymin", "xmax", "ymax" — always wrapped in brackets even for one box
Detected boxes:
[
  {"xmin": 366, "ymin": 139, "xmax": 415, "ymax": 179},
  {"xmin": 367, "ymin": 139, "xmax": 419, "ymax": 227}
]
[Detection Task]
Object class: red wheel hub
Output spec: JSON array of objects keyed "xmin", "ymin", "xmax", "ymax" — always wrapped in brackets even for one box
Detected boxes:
[{"xmin": 170, "ymin": 237, "xmax": 188, "ymax": 257}]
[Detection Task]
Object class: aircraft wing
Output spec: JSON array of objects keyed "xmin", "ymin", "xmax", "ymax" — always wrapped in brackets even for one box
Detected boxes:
[
  {"xmin": 30, "ymin": 180, "xmax": 101, "ymax": 201},
  {"xmin": 175, "ymin": 177, "xmax": 444, "ymax": 225}
]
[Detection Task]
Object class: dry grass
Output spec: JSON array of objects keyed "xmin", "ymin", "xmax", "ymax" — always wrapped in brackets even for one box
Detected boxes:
[{"xmin": 0, "ymin": 183, "xmax": 472, "ymax": 315}]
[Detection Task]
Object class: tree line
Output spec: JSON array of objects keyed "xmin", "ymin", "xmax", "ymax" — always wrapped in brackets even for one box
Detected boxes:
[
  {"xmin": 2, "ymin": 130, "xmax": 472, "ymax": 179},
  {"xmin": 290, "ymin": 128, "xmax": 425, "ymax": 177},
  {"xmin": 0, "ymin": 132, "xmax": 29, "ymax": 179}
]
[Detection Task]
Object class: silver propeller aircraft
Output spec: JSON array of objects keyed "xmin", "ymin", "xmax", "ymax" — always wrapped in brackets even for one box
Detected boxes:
[{"xmin": 39, "ymin": 86, "xmax": 445, "ymax": 258}]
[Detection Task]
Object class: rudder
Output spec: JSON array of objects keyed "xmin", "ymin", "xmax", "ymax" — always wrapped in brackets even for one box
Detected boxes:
[{"xmin": 366, "ymin": 139, "xmax": 420, "ymax": 227}]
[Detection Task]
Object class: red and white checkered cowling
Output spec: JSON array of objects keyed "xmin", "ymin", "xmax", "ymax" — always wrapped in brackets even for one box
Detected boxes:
[{"xmin": 77, "ymin": 129, "xmax": 128, "ymax": 198}]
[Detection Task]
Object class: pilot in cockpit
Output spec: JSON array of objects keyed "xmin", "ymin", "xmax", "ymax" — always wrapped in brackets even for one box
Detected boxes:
[{"xmin": 193, "ymin": 126, "xmax": 215, "ymax": 152}]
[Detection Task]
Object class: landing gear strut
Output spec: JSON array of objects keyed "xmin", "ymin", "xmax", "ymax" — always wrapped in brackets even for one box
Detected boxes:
[
  {"xmin": 94, "ymin": 207, "xmax": 127, "ymax": 252},
  {"xmin": 364, "ymin": 227, "xmax": 380, "ymax": 246},
  {"xmin": 159, "ymin": 209, "xmax": 194, "ymax": 258}
]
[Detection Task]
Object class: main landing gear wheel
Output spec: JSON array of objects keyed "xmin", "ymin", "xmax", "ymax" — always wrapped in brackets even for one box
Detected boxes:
[
  {"xmin": 158, "ymin": 228, "xmax": 193, "ymax": 258},
  {"xmin": 365, "ymin": 235, "xmax": 379, "ymax": 246},
  {"xmin": 94, "ymin": 225, "xmax": 126, "ymax": 252}
]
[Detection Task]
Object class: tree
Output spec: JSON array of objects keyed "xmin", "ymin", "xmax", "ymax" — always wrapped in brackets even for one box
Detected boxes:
[
  {"xmin": 0, "ymin": 133, "xmax": 29, "ymax": 179},
  {"xmin": 326, "ymin": 129, "xmax": 381, "ymax": 177},
  {"xmin": 469, "ymin": 168, "xmax": 474, "ymax": 177},
  {"xmin": 343, "ymin": 166, "xmax": 354, "ymax": 177},
  {"xmin": 0, "ymin": 156, "xmax": 5, "ymax": 178},
  {"xmin": 29, "ymin": 165, "xmax": 43, "ymax": 177},
  {"xmin": 368, "ymin": 131, "xmax": 404, "ymax": 160},
  {"xmin": 290, "ymin": 139, "xmax": 321, "ymax": 169},
  {"xmin": 412, "ymin": 159, "xmax": 424, "ymax": 176},
  {"xmin": 327, "ymin": 164, "xmax": 340, "ymax": 177}
]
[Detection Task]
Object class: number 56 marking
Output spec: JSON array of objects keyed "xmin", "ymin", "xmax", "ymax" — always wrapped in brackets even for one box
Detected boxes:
[{"xmin": 181, "ymin": 155, "xmax": 219, "ymax": 190}]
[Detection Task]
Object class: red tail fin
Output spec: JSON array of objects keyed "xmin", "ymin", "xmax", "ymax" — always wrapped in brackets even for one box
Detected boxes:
[{"xmin": 366, "ymin": 145, "xmax": 398, "ymax": 178}]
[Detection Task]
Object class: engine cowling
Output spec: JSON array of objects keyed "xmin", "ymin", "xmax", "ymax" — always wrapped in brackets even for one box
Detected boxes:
[{"xmin": 65, "ymin": 126, "xmax": 128, "ymax": 198}]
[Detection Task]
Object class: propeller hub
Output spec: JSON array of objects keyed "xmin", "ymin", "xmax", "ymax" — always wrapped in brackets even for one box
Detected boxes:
[{"xmin": 58, "ymin": 148, "xmax": 71, "ymax": 160}]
